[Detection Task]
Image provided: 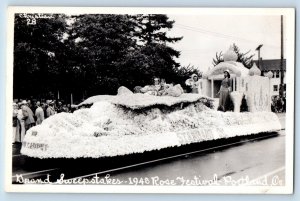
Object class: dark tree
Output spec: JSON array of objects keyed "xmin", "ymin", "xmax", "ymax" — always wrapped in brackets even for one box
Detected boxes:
[
  {"xmin": 14, "ymin": 13, "xmax": 67, "ymax": 99},
  {"xmin": 133, "ymin": 14, "xmax": 182, "ymax": 44},
  {"xmin": 70, "ymin": 14, "xmax": 184, "ymax": 95},
  {"xmin": 118, "ymin": 14, "xmax": 183, "ymax": 89},
  {"xmin": 13, "ymin": 14, "xmax": 186, "ymax": 101},
  {"xmin": 69, "ymin": 14, "xmax": 137, "ymax": 96}
]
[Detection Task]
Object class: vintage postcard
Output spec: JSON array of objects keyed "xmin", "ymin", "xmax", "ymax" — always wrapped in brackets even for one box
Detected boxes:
[{"xmin": 5, "ymin": 7, "xmax": 295, "ymax": 194}]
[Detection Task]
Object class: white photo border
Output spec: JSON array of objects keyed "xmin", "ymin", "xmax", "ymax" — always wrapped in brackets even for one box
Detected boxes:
[{"xmin": 5, "ymin": 6, "xmax": 295, "ymax": 194}]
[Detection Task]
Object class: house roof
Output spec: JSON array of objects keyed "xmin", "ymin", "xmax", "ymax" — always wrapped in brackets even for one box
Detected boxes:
[{"xmin": 253, "ymin": 59, "xmax": 286, "ymax": 71}]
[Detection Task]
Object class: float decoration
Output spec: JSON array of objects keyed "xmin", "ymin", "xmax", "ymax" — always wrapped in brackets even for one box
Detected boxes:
[
  {"xmin": 249, "ymin": 63, "xmax": 261, "ymax": 76},
  {"xmin": 21, "ymin": 93, "xmax": 281, "ymax": 159},
  {"xmin": 223, "ymin": 46, "xmax": 238, "ymax": 62}
]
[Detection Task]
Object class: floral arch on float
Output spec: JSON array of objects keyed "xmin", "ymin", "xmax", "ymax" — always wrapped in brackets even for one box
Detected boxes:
[
  {"xmin": 199, "ymin": 46, "xmax": 271, "ymax": 113},
  {"xmin": 20, "ymin": 47, "xmax": 280, "ymax": 159}
]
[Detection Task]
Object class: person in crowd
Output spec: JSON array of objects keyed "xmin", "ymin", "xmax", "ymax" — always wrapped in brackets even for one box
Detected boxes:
[
  {"xmin": 45, "ymin": 100, "xmax": 52, "ymax": 118},
  {"xmin": 276, "ymin": 96, "xmax": 283, "ymax": 113},
  {"xmin": 17, "ymin": 102, "xmax": 26, "ymax": 142},
  {"xmin": 12, "ymin": 103, "xmax": 19, "ymax": 144},
  {"xmin": 41, "ymin": 102, "xmax": 47, "ymax": 118},
  {"xmin": 35, "ymin": 101, "xmax": 44, "ymax": 125},
  {"xmin": 271, "ymin": 96, "xmax": 276, "ymax": 112},
  {"xmin": 67, "ymin": 104, "xmax": 72, "ymax": 113},
  {"xmin": 32, "ymin": 99, "xmax": 38, "ymax": 112},
  {"xmin": 217, "ymin": 70, "xmax": 232, "ymax": 112},
  {"xmin": 27, "ymin": 99, "xmax": 34, "ymax": 112},
  {"xmin": 46, "ymin": 101, "xmax": 56, "ymax": 117},
  {"xmin": 185, "ymin": 74, "xmax": 200, "ymax": 94},
  {"xmin": 62, "ymin": 103, "xmax": 68, "ymax": 112},
  {"xmin": 52, "ymin": 100, "xmax": 57, "ymax": 111},
  {"xmin": 282, "ymin": 96, "xmax": 286, "ymax": 113},
  {"xmin": 56, "ymin": 101, "xmax": 63, "ymax": 113},
  {"xmin": 21, "ymin": 100, "xmax": 35, "ymax": 131}
]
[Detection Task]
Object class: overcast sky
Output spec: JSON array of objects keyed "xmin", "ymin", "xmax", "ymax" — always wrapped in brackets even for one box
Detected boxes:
[{"xmin": 167, "ymin": 15, "xmax": 286, "ymax": 72}]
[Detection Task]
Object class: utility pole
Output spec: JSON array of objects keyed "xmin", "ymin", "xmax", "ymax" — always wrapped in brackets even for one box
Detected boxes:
[
  {"xmin": 280, "ymin": 15, "xmax": 284, "ymax": 97},
  {"xmin": 255, "ymin": 44, "xmax": 263, "ymax": 69}
]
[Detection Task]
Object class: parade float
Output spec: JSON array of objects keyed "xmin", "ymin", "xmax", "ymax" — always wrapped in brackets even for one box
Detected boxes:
[
  {"xmin": 198, "ymin": 46, "xmax": 272, "ymax": 113},
  {"xmin": 21, "ymin": 47, "xmax": 281, "ymax": 159}
]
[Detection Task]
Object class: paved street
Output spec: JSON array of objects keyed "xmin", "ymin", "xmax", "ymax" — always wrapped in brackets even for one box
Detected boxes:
[
  {"xmin": 109, "ymin": 130, "xmax": 285, "ymax": 186},
  {"xmin": 12, "ymin": 113, "xmax": 286, "ymax": 186}
]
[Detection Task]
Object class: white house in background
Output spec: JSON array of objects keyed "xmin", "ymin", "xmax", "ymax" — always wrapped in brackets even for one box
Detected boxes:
[{"xmin": 254, "ymin": 59, "xmax": 286, "ymax": 97}]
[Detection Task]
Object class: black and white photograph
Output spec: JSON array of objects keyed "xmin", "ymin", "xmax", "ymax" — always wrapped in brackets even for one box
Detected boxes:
[{"xmin": 5, "ymin": 7, "xmax": 295, "ymax": 193}]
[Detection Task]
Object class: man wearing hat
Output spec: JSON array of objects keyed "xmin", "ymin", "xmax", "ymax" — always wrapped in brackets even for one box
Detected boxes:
[
  {"xmin": 20, "ymin": 100, "xmax": 35, "ymax": 132},
  {"xmin": 35, "ymin": 101, "xmax": 44, "ymax": 125},
  {"xmin": 185, "ymin": 74, "xmax": 200, "ymax": 94},
  {"xmin": 46, "ymin": 101, "xmax": 56, "ymax": 117}
]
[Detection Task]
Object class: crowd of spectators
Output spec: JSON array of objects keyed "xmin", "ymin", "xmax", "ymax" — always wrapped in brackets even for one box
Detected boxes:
[
  {"xmin": 271, "ymin": 95, "xmax": 286, "ymax": 113},
  {"xmin": 12, "ymin": 99, "xmax": 74, "ymax": 144}
]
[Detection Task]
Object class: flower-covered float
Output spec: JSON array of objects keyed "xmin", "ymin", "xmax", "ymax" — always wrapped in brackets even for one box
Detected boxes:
[{"xmin": 21, "ymin": 87, "xmax": 281, "ymax": 159}]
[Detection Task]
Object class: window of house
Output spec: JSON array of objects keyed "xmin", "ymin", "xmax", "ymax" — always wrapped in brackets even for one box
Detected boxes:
[
  {"xmin": 276, "ymin": 71, "xmax": 280, "ymax": 78},
  {"xmin": 273, "ymin": 85, "xmax": 278, "ymax": 91}
]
